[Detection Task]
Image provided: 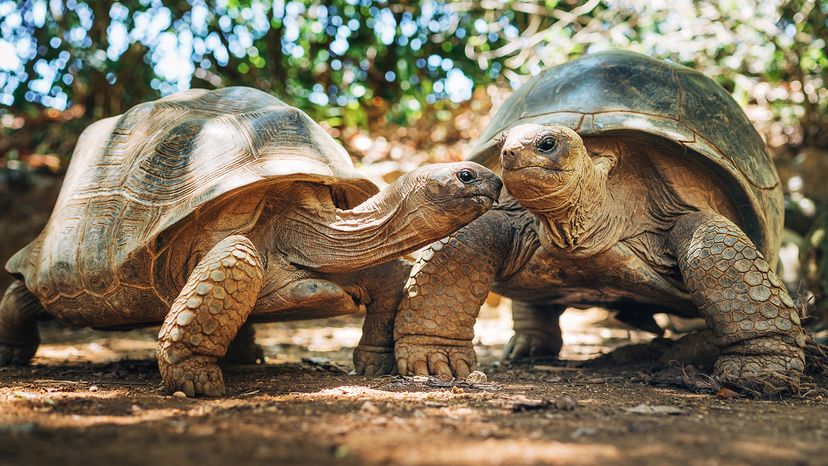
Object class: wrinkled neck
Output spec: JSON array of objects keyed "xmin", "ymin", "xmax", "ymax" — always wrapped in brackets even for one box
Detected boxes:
[
  {"xmin": 526, "ymin": 157, "xmax": 618, "ymax": 256},
  {"xmin": 272, "ymin": 178, "xmax": 429, "ymax": 273}
]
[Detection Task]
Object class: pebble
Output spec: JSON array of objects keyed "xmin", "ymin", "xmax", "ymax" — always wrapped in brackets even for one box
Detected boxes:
[
  {"xmin": 466, "ymin": 371, "xmax": 488, "ymax": 384},
  {"xmin": 173, "ymin": 391, "xmax": 187, "ymax": 399}
]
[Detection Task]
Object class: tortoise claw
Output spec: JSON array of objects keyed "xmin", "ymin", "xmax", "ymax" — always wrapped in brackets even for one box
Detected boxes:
[
  {"xmin": 0, "ymin": 342, "xmax": 37, "ymax": 366},
  {"xmin": 714, "ymin": 350, "xmax": 805, "ymax": 397},
  {"xmin": 395, "ymin": 340, "xmax": 476, "ymax": 380},
  {"xmin": 353, "ymin": 345, "xmax": 396, "ymax": 376},
  {"xmin": 502, "ymin": 331, "xmax": 562, "ymax": 363},
  {"xmin": 160, "ymin": 354, "xmax": 226, "ymax": 397}
]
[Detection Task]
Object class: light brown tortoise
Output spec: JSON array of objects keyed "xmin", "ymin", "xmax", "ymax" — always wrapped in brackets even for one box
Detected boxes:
[
  {"xmin": 393, "ymin": 51, "xmax": 807, "ymax": 395},
  {"xmin": 0, "ymin": 87, "xmax": 502, "ymax": 396}
]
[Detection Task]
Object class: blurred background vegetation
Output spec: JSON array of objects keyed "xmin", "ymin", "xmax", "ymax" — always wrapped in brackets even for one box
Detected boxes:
[{"xmin": 1, "ymin": 0, "xmax": 827, "ymax": 322}]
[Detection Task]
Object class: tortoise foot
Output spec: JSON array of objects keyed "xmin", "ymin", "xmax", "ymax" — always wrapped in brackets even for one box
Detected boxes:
[
  {"xmin": 395, "ymin": 338, "xmax": 476, "ymax": 379},
  {"xmin": 503, "ymin": 330, "xmax": 563, "ymax": 363},
  {"xmin": 157, "ymin": 235, "xmax": 264, "ymax": 397},
  {"xmin": 0, "ymin": 281, "xmax": 43, "ymax": 367},
  {"xmin": 353, "ymin": 345, "xmax": 396, "ymax": 376},
  {"xmin": 0, "ymin": 341, "xmax": 38, "ymax": 366},
  {"xmin": 159, "ymin": 354, "xmax": 225, "ymax": 397},
  {"xmin": 714, "ymin": 338, "xmax": 806, "ymax": 396}
]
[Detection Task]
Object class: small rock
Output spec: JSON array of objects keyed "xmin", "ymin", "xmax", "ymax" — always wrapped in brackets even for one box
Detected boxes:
[
  {"xmin": 554, "ymin": 396, "xmax": 579, "ymax": 411},
  {"xmin": 623, "ymin": 404, "xmax": 685, "ymax": 415},
  {"xmin": 89, "ymin": 385, "xmax": 99, "ymax": 392},
  {"xmin": 172, "ymin": 391, "xmax": 187, "ymax": 399},
  {"xmin": 466, "ymin": 371, "xmax": 488, "ymax": 384},
  {"xmin": 451, "ymin": 386, "xmax": 465, "ymax": 394}
]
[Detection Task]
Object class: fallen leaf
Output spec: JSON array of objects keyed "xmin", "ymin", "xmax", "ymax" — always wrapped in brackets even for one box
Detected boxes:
[{"xmin": 715, "ymin": 387, "xmax": 741, "ymax": 399}]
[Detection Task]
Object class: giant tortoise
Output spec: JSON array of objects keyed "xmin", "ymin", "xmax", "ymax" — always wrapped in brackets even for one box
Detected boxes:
[
  {"xmin": 393, "ymin": 51, "xmax": 806, "ymax": 394},
  {"xmin": 0, "ymin": 87, "xmax": 501, "ymax": 396}
]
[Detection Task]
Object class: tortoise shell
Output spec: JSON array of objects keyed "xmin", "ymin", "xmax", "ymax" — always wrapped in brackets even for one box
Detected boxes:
[
  {"xmin": 6, "ymin": 87, "xmax": 378, "ymax": 317},
  {"xmin": 469, "ymin": 50, "xmax": 782, "ymax": 256}
]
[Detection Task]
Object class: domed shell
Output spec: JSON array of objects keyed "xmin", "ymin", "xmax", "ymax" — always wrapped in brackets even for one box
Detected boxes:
[
  {"xmin": 6, "ymin": 87, "xmax": 378, "ymax": 305},
  {"xmin": 469, "ymin": 50, "xmax": 782, "ymax": 255}
]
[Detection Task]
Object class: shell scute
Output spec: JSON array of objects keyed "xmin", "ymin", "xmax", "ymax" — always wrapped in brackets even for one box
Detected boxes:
[
  {"xmin": 6, "ymin": 87, "xmax": 378, "ymax": 324},
  {"xmin": 469, "ymin": 50, "xmax": 782, "ymax": 259}
]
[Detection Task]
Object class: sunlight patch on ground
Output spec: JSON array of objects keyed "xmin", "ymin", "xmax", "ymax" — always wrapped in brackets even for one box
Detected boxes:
[
  {"xmin": 345, "ymin": 434, "xmax": 623, "ymax": 466},
  {"xmin": 256, "ymin": 326, "xmax": 363, "ymax": 352},
  {"xmin": 30, "ymin": 299, "xmax": 661, "ymax": 367}
]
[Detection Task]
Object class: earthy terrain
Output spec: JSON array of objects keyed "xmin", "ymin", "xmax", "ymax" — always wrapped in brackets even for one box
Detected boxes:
[
  {"xmin": 1, "ymin": 304, "xmax": 827, "ymax": 466},
  {"xmin": 2, "ymin": 173, "xmax": 827, "ymax": 465}
]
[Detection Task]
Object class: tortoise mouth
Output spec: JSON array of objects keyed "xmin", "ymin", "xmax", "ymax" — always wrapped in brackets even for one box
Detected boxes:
[
  {"xmin": 464, "ymin": 193, "xmax": 498, "ymax": 208},
  {"xmin": 506, "ymin": 164, "xmax": 574, "ymax": 173},
  {"xmin": 468, "ymin": 193, "xmax": 496, "ymax": 203}
]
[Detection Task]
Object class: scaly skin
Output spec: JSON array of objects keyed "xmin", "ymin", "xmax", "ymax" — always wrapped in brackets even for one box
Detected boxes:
[
  {"xmin": 395, "ymin": 211, "xmax": 511, "ymax": 379},
  {"xmin": 352, "ymin": 259, "xmax": 413, "ymax": 376},
  {"xmin": 503, "ymin": 301, "xmax": 565, "ymax": 362},
  {"xmin": 0, "ymin": 281, "xmax": 45, "ymax": 365},
  {"xmin": 157, "ymin": 235, "xmax": 264, "ymax": 397},
  {"xmin": 669, "ymin": 212, "xmax": 806, "ymax": 392}
]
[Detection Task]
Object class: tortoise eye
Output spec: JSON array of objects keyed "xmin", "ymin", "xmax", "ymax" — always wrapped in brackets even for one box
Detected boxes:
[
  {"xmin": 537, "ymin": 137, "xmax": 557, "ymax": 153},
  {"xmin": 456, "ymin": 169, "xmax": 477, "ymax": 184}
]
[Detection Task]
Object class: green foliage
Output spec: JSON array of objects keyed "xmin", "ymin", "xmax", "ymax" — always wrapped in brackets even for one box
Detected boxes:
[{"xmin": 0, "ymin": 0, "xmax": 825, "ymax": 158}]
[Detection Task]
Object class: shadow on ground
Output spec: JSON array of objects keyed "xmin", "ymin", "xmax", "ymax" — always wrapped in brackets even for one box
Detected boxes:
[{"xmin": 1, "ymin": 311, "xmax": 827, "ymax": 466}]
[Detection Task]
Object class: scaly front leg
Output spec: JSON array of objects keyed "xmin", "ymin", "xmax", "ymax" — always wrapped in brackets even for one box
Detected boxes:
[
  {"xmin": 503, "ymin": 301, "xmax": 565, "ymax": 362},
  {"xmin": 0, "ymin": 281, "xmax": 46, "ymax": 366},
  {"xmin": 669, "ymin": 212, "xmax": 805, "ymax": 395},
  {"xmin": 394, "ymin": 211, "xmax": 513, "ymax": 379},
  {"xmin": 352, "ymin": 259, "xmax": 413, "ymax": 376},
  {"xmin": 157, "ymin": 235, "xmax": 264, "ymax": 397}
]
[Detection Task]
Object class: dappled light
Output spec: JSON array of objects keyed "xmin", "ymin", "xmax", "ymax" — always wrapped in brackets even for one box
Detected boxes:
[{"xmin": 2, "ymin": 1, "xmax": 828, "ymax": 465}]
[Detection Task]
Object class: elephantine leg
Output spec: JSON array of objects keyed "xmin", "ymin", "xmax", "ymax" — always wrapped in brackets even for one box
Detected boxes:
[
  {"xmin": 669, "ymin": 212, "xmax": 805, "ymax": 395},
  {"xmin": 503, "ymin": 301, "xmax": 565, "ymax": 362},
  {"xmin": 352, "ymin": 259, "xmax": 413, "ymax": 376},
  {"xmin": 395, "ymin": 211, "xmax": 513, "ymax": 379},
  {"xmin": 0, "ymin": 281, "xmax": 45, "ymax": 366},
  {"xmin": 157, "ymin": 235, "xmax": 264, "ymax": 397}
]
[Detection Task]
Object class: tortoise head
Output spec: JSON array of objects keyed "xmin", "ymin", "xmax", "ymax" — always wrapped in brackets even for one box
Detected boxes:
[
  {"xmin": 499, "ymin": 124, "xmax": 617, "ymax": 253},
  {"xmin": 297, "ymin": 161, "xmax": 501, "ymax": 273},
  {"xmin": 499, "ymin": 124, "xmax": 592, "ymax": 211},
  {"xmin": 396, "ymin": 161, "xmax": 503, "ymax": 234}
]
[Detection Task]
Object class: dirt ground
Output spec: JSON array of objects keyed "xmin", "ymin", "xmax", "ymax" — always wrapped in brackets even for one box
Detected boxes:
[{"xmin": 1, "ymin": 305, "xmax": 827, "ymax": 466}]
